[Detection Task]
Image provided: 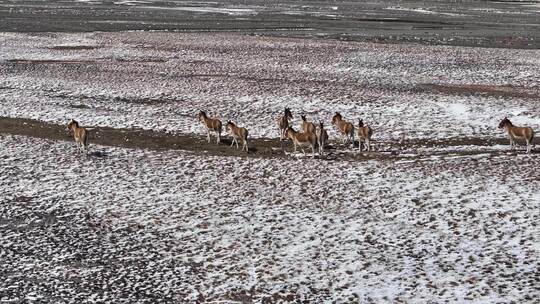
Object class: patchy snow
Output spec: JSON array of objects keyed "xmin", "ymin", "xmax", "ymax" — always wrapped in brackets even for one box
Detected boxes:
[
  {"xmin": 0, "ymin": 134, "xmax": 538, "ymax": 302},
  {"xmin": 384, "ymin": 6, "xmax": 467, "ymax": 17},
  {"xmin": 114, "ymin": 0, "xmax": 153, "ymax": 5},
  {"xmin": 0, "ymin": 32, "xmax": 539, "ymax": 142},
  {"xmin": 139, "ymin": 6, "xmax": 258, "ymax": 15},
  {"xmin": 74, "ymin": 0, "xmax": 103, "ymax": 4}
]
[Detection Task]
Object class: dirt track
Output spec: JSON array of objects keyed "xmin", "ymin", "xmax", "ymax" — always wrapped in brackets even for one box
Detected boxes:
[{"xmin": 1, "ymin": 117, "xmax": 536, "ymax": 161}]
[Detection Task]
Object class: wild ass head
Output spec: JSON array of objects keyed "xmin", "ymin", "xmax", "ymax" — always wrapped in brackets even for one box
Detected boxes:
[
  {"xmin": 284, "ymin": 107, "xmax": 293, "ymax": 119},
  {"xmin": 332, "ymin": 112, "xmax": 342, "ymax": 125},
  {"xmin": 498, "ymin": 117, "xmax": 511, "ymax": 129}
]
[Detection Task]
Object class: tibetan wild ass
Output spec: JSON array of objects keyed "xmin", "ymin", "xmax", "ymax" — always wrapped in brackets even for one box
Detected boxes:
[
  {"xmin": 286, "ymin": 126, "xmax": 317, "ymax": 158},
  {"xmin": 301, "ymin": 115, "xmax": 316, "ymax": 134},
  {"xmin": 316, "ymin": 121, "xmax": 329, "ymax": 155},
  {"xmin": 498, "ymin": 117, "xmax": 534, "ymax": 153},
  {"xmin": 331, "ymin": 112, "xmax": 355, "ymax": 144},
  {"xmin": 357, "ymin": 118, "xmax": 373, "ymax": 152},
  {"xmin": 67, "ymin": 119, "xmax": 89, "ymax": 153},
  {"xmin": 198, "ymin": 111, "xmax": 222, "ymax": 144},
  {"xmin": 226, "ymin": 121, "xmax": 249, "ymax": 152},
  {"xmin": 277, "ymin": 107, "xmax": 293, "ymax": 140}
]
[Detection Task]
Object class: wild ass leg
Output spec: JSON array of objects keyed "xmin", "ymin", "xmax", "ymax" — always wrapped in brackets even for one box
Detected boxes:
[
  {"xmin": 509, "ymin": 136, "xmax": 515, "ymax": 150},
  {"xmin": 206, "ymin": 129, "xmax": 211, "ymax": 143},
  {"xmin": 230, "ymin": 137, "xmax": 235, "ymax": 147},
  {"xmin": 216, "ymin": 130, "xmax": 221, "ymax": 144}
]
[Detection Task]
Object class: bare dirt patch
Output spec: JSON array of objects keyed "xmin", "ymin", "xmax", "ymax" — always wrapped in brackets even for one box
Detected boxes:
[
  {"xmin": 6, "ymin": 59, "xmax": 96, "ymax": 64},
  {"xmin": 67, "ymin": 104, "xmax": 93, "ymax": 110},
  {"xmin": 0, "ymin": 116, "xmax": 283, "ymax": 159},
  {"xmin": 1, "ymin": 117, "xmax": 536, "ymax": 162},
  {"xmin": 416, "ymin": 83, "xmax": 540, "ymax": 99},
  {"xmin": 48, "ymin": 45, "xmax": 100, "ymax": 51}
]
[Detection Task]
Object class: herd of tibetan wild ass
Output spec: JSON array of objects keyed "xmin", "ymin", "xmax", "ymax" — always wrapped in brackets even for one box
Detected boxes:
[{"xmin": 66, "ymin": 107, "xmax": 535, "ymax": 156}]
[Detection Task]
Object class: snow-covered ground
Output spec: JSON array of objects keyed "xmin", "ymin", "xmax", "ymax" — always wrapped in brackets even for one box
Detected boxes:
[
  {"xmin": 0, "ymin": 134, "xmax": 538, "ymax": 303},
  {"xmin": 1, "ymin": 32, "xmax": 539, "ymax": 141},
  {"xmin": 1, "ymin": 31, "xmax": 539, "ymax": 302}
]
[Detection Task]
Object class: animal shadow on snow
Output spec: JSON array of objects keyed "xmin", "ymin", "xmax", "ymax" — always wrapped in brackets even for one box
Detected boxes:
[
  {"xmin": 209, "ymin": 138, "xmax": 257, "ymax": 154},
  {"xmin": 87, "ymin": 150, "xmax": 109, "ymax": 158}
]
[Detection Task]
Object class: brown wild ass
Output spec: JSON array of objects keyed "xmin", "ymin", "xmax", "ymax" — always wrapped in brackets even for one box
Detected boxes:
[
  {"xmin": 277, "ymin": 107, "xmax": 293, "ymax": 140},
  {"xmin": 316, "ymin": 121, "xmax": 329, "ymax": 155},
  {"xmin": 498, "ymin": 117, "xmax": 534, "ymax": 153},
  {"xmin": 331, "ymin": 112, "xmax": 355, "ymax": 144},
  {"xmin": 301, "ymin": 115, "xmax": 316, "ymax": 134},
  {"xmin": 198, "ymin": 111, "xmax": 222, "ymax": 144},
  {"xmin": 286, "ymin": 126, "xmax": 317, "ymax": 157},
  {"xmin": 67, "ymin": 119, "xmax": 89, "ymax": 153},
  {"xmin": 226, "ymin": 121, "xmax": 249, "ymax": 152},
  {"xmin": 357, "ymin": 118, "xmax": 373, "ymax": 152}
]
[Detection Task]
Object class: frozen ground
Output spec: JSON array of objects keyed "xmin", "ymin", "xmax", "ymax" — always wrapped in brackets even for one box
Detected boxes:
[
  {"xmin": 1, "ymin": 0, "xmax": 540, "ymax": 48},
  {"xmin": 1, "ymin": 134, "xmax": 539, "ymax": 303},
  {"xmin": 1, "ymin": 32, "xmax": 539, "ymax": 143},
  {"xmin": 1, "ymin": 28, "xmax": 539, "ymax": 303}
]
